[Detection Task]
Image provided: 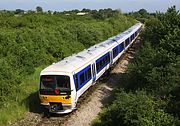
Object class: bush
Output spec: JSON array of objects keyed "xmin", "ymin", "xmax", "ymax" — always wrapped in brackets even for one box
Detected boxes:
[{"xmin": 93, "ymin": 90, "xmax": 175, "ymax": 126}]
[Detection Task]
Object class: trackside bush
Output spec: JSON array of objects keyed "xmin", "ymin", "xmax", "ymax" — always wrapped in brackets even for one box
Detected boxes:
[{"xmin": 92, "ymin": 90, "xmax": 175, "ymax": 126}]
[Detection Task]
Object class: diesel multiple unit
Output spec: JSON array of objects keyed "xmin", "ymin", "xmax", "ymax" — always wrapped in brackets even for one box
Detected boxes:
[{"xmin": 39, "ymin": 23, "xmax": 142, "ymax": 114}]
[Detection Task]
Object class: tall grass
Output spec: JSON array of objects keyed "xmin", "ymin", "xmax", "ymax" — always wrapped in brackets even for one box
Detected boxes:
[{"xmin": 0, "ymin": 67, "xmax": 43, "ymax": 126}]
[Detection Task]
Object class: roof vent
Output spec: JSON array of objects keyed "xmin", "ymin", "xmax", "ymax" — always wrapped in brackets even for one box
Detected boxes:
[
  {"xmin": 99, "ymin": 44, "xmax": 106, "ymax": 47},
  {"xmin": 87, "ymin": 51, "xmax": 92, "ymax": 55},
  {"xmin": 76, "ymin": 55, "xmax": 86, "ymax": 60}
]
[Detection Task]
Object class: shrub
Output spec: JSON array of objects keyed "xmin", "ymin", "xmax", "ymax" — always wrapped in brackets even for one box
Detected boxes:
[{"xmin": 93, "ymin": 90, "xmax": 175, "ymax": 126}]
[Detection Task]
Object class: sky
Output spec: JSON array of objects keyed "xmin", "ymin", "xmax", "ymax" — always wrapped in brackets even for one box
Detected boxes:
[{"xmin": 0, "ymin": 0, "xmax": 180, "ymax": 13}]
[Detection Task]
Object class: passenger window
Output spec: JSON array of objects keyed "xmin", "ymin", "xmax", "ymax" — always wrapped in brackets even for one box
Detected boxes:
[
  {"xmin": 96, "ymin": 63, "xmax": 99, "ymax": 71},
  {"xmin": 113, "ymin": 46, "xmax": 118, "ymax": 58},
  {"xmin": 105, "ymin": 56, "xmax": 107, "ymax": 62},
  {"xmin": 107, "ymin": 55, "xmax": 109, "ymax": 62},
  {"xmin": 125, "ymin": 38, "xmax": 129, "ymax": 46},
  {"xmin": 119, "ymin": 43, "xmax": 124, "ymax": 52},
  {"xmin": 87, "ymin": 68, "xmax": 91, "ymax": 79},
  {"xmin": 113, "ymin": 48, "xmax": 117, "ymax": 58},
  {"xmin": 100, "ymin": 60, "xmax": 103, "ymax": 67},
  {"xmin": 131, "ymin": 35, "xmax": 133, "ymax": 41},
  {"xmin": 80, "ymin": 73, "xmax": 85, "ymax": 85},
  {"xmin": 96, "ymin": 53, "xmax": 110, "ymax": 73},
  {"xmin": 97, "ymin": 61, "xmax": 101, "ymax": 72},
  {"xmin": 103, "ymin": 58, "xmax": 105, "ymax": 65},
  {"xmin": 107, "ymin": 54, "xmax": 110, "ymax": 63}
]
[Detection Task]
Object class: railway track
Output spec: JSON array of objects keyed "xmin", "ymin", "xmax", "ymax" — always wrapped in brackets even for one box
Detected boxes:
[{"xmin": 11, "ymin": 37, "xmax": 141, "ymax": 126}]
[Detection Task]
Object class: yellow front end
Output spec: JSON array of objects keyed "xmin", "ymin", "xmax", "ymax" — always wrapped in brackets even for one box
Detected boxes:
[
  {"xmin": 39, "ymin": 94, "xmax": 71, "ymax": 104},
  {"xmin": 39, "ymin": 94, "xmax": 73, "ymax": 114}
]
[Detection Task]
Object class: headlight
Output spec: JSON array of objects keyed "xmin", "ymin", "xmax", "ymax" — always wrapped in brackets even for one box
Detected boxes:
[{"xmin": 63, "ymin": 105, "xmax": 72, "ymax": 110}]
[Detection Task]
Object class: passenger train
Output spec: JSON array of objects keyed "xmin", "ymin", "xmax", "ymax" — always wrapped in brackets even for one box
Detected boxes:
[{"xmin": 39, "ymin": 23, "xmax": 142, "ymax": 114}]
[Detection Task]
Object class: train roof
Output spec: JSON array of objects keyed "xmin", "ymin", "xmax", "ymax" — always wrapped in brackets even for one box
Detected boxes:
[{"xmin": 41, "ymin": 23, "xmax": 142, "ymax": 75}]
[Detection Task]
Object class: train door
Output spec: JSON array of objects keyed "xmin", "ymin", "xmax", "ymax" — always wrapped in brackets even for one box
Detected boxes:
[
  {"xmin": 72, "ymin": 74, "xmax": 78, "ymax": 109},
  {"xmin": 123, "ymin": 41, "xmax": 125, "ymax": 49},
  {"xmin": 92, "ymin": 63, "xmax": 96, "ymax": 82}
]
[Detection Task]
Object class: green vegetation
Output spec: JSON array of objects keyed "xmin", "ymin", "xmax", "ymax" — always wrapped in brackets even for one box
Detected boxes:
[
  {"xmin": 93, "ymin": 6, "xmax": 180, "ymax": 126},
  {"xmin": 0, "ymin": 67, "xmax": 42, "ymax": 125},
  {"xmin": 127, "ymin": 8, "xmax": 154, "ymax": 23},
  {"xmin": 92, "ymin": 90, "xmax": 176, "ymax": 126},
  {"xmin": 0, "ymin": 9, "xmax": 135, "ymax": 125}
]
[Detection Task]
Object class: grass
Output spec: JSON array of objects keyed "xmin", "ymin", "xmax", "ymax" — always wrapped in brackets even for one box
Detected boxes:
[
  {"xmin": 0, "ymin": 66, "xmax": 44, "ymax": 126},
  {"xmin": 0, "ymin": 103, "xmax": 26, "ymax": 126}
]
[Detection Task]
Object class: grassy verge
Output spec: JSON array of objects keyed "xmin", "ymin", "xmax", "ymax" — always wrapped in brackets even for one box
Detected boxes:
[{"xmin": 0, "ymin": 67, "xmax": 44, "ymax": 126}]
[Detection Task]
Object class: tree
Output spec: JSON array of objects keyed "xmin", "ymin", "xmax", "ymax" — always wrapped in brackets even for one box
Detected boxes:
[
  {"xmin": 27, "ymin": 10, "xmax": 35, "ymax": 14},
  {"xmin": 82, "ymin": 8, "xmax": 91, "ymax": 12},
  {"xmin": 48, "ymin": 10, "xmax": 52, "ymax": 14},
  {"xmin": 15, "ymin": 9, "xmax": 24, "ymax": 14},
  {"xmin": 138, "ymin": 9, "xmax": 148, "ymax": 16},
  {"xmin": 36, "ymin": 6, "xmax": 43, "ymax": 13}
]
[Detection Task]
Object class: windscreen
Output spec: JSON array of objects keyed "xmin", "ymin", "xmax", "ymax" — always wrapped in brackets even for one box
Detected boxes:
[{"xmin": 40, "ymin": 75, "xmax": 71, "ymax": 95}]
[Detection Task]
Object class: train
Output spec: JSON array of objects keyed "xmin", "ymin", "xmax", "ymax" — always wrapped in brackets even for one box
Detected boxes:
[{"xmin": 39, "ymin": 22, "xmax": 142, "ymax": 114}]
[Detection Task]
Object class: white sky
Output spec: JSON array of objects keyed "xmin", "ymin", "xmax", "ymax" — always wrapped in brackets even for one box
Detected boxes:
[{"xmin": 0, "ymin": 0, "xmax": 179, "ymax": 12}]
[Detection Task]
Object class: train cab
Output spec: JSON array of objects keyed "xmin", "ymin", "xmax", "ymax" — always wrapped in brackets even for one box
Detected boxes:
[{"xmin": 39, "ymin": 74, "xmax": 76, "ymax": 114}]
